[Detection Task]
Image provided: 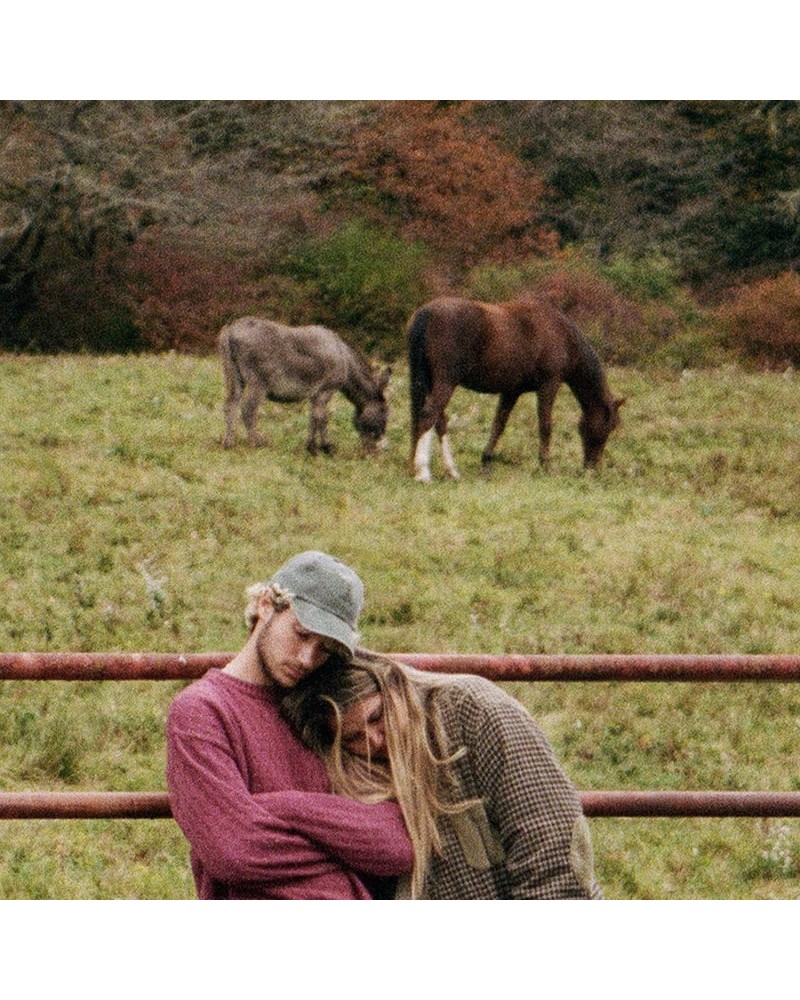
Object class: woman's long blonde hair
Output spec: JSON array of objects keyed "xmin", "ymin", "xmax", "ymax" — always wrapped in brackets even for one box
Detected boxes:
[{"xmin": 281, "ymin": 649, "xmax": 476, "ymax": 898}]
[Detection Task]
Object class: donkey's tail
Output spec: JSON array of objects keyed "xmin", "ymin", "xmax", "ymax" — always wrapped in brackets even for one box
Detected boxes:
[
  {"xmin": 407, "ymin": 305, "xmax": 432, "ymax": 454},
  {"xmin": 218, "ymin": 325, "xmax": 245, "ymax": 402}
]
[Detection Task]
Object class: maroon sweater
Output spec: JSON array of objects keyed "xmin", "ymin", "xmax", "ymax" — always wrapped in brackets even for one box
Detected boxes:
[{"xmin": 166, "ymin": 669, "xmax": 413, "ymax": 899}]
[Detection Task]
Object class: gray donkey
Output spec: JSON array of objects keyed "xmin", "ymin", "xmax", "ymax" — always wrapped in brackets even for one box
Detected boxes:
[{"xmin": 219, "ymin": 317, "xmax": 391, "ymax": 454}]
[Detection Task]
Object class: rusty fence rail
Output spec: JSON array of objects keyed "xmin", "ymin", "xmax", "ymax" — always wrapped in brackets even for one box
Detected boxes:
[
  {"xmin": 1, "ymin": 651, "xmax": 800, "ymax": 820},
  {"xmin": 2, "ymin": 790, "xmax": 800, "ymax": 820},
  {"xmin": 4, "ymin": 651, "xmax": 800, "ymax": 682}
]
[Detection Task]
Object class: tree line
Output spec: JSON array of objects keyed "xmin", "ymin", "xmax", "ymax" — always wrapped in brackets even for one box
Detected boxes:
[{"xmin": 1, "ymin": 100, "xmax": 799, "ymax": 364}]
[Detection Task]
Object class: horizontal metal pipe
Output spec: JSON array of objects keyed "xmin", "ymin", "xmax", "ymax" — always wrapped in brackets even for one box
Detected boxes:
[
  {"xmin": 0, "ymin": 792, "xmax": 173, "ymax": 819},
  {"xmin": 2, "ymin": 790, "xmax": 800, "ymax": 820},
  {"xmin": 0, "ymin": 652, "xmax": 231, "ymax": 681},
  {"xmin": 580, "ymin": 791, "xmax": 800, "ymax": 817},
  {"xmin": 397, "ymin": 653, "xmax": 800, "ymax": 682},
  {"xmin": 3, "ymin": 652, "xmax": 800, "ymax": 682}
]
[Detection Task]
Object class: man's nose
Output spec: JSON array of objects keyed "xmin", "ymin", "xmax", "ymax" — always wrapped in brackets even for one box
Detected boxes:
[{"xmin": 299, "ymin": 641, "xmax": 327, "ymax": 671}]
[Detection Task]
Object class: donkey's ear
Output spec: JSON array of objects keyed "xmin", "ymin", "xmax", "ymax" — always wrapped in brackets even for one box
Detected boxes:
[{"xmin": 378, "ymin": 366, "xmax": 392, "ymax": 391}]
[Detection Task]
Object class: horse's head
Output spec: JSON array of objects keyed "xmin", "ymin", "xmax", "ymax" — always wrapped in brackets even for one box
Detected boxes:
[
  {"xmin": 353, "ymin": 366, "xmax": 391, "ymax": 454},
  {"xmin": 580, "ymin": 396, "xmax": 626, "ymax": 468}
]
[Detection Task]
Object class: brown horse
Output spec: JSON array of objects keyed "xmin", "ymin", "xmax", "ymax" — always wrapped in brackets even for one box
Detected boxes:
[{"xmin": 407, "ymin": 296, "xmax": 625, "ymax": 482}]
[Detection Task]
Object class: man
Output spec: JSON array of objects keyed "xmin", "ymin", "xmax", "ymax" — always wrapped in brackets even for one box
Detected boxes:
[{"xmin": 166, "ymin": 550, "xmax": 413, "ymax": 899}]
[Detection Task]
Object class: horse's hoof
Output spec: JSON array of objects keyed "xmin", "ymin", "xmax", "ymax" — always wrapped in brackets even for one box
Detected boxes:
[
  {"xmin": 321, "ymin": 443, "xmax": 336, "ymax": 456},
  {"xmin": 414, "ymin": 471, "xmax": 433, "ymax": 484}
]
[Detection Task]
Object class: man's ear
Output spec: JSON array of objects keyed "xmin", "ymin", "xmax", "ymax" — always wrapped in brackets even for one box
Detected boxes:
[{"xmin": 256, "ymin": 592, "xmax": 276, "ymax": 622}]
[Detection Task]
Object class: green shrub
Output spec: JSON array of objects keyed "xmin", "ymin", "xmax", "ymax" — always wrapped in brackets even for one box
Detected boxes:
[
  {"xmin": 464, "ymin": 259, "xmax": 558, "ymax": 301},
  {"xmin": 280, "ymin": 221, "xmax": 429, "ymax": 357},
  {"xmin": 601, "ymin": 252, "xmax": 680, "ymax": 303},
  {"xmin": 649, "ymin": 321, "xmax": 726, "ymax": 370}
]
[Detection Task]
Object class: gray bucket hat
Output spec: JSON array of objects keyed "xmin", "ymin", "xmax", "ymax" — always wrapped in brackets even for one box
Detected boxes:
[{"xmin": 270, "ymin": 551, "xmax": 364, "ymax": 656}]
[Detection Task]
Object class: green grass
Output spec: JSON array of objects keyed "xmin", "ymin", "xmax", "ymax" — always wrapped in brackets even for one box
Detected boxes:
[{"xmin": 1, "ymin": 353, "xmax": 799, "ymax": 898}]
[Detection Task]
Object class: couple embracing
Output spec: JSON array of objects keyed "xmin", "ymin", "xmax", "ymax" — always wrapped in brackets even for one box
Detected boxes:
[{"xmin": 166, "ymin": 551, "xmax": 602, "ymax": 900}]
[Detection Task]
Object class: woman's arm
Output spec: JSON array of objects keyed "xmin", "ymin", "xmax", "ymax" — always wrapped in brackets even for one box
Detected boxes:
[{"xmin": 455, "ymin": 678, "xmax": 602, "ymax": 899}]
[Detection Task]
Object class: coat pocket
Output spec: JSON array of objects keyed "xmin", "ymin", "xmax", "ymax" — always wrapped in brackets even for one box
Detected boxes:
[{"xmin": 450, "ymin": 802, "xmax": 506, "ymax": 870}]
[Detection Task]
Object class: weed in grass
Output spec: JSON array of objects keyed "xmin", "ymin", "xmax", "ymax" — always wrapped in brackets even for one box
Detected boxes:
[
  {"xmin": 755, "ymin": 824, "xmax": 796, "ymax": 878},
  {"xmin": 137, "ymin": 559, "xmax": 168, "ymax": 624}
]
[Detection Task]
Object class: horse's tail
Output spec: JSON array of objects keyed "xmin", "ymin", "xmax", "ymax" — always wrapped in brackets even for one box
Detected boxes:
[{"xmin": 407, "ymin": 305, "xmax": 432, "ymax": 451}]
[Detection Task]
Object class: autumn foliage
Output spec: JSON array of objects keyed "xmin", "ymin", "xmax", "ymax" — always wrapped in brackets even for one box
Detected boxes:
[
  {"xmin": 125, "ymin": 235, "xmax": 252, "ymax": 352},
  {"xmin": 717, "ymin": 271, "xmax": 800, "ymax": 367},
  {"xmin": 339, "ymin": 102, "xmax": 557, "ymax": 270}
]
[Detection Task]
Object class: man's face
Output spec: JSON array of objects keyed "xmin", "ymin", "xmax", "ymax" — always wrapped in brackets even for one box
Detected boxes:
[{"xmin": 255, "ymin": 603, "xmax": 335, "ymax": 689}]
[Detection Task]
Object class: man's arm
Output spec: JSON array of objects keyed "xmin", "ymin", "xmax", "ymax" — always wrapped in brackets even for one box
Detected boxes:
[
  {"xmin": 167, "ymin": 725, "xmax": 339, "ymax": 886},
  {"xmin": 166, "ymin": 698, "xmax": 363, "ymax": 889},
  {"xmin": 253, "ymin": 791, "xmax": 413, "ymax": 877},
  {"xmin": 166, "ymin": 697, "xmax": 412, "ymax": 885},
  {"xmin": 456, "ymin": 678, "xmax": 602, "ymax": 899}
]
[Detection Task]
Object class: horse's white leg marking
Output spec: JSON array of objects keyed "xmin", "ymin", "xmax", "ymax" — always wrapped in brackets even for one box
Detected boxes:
[
  {"xmin": 439, "ymin": 433, "xmax": 460, "ymax": 480},
  {"xmin": 414, "ymin": 429, "xmax": 435, "ymax": 483}
]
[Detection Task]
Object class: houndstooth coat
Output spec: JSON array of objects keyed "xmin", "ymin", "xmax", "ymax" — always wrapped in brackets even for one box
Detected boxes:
[{"xmin": 397, "ymin": 669, "xmax": 603, "ymax": 900}]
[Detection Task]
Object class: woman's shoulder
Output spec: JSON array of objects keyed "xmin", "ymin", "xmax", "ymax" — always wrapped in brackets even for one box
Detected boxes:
[
  {"xmin": 398, "ymin": 665, "xmax": 520, "ymax": 718},
  {"xmin": 398, "ymin": 664, "xmax": 494, "ymax": 694}
]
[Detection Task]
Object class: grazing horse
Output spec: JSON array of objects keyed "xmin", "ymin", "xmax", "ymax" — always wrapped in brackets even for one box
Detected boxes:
[
  {"xmin": 219, "ymin": 317, "xmax": 391, "ymax": 454},
  {"xmin": 408, "ymin": 296, "xmax": 624, "ymax": 482}
]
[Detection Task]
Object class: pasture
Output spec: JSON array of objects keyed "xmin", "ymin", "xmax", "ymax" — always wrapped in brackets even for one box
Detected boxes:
[{"xmin": 1, "ymin": 351, "xmax": 799, "ymax": 899}]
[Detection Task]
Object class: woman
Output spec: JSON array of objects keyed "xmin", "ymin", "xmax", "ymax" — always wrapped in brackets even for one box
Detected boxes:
[{"xmin": 282, "ymin": 649, "xmax": 602, "ymax": 899}]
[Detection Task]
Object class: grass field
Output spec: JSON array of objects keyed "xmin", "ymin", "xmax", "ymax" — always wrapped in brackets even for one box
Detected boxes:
[{"xmin": 1, "ymin": 351, "xmax": 799, "ymax": 898}]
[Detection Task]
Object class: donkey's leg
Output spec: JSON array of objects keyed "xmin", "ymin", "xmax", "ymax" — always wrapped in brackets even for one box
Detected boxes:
[
  {"xmin": 222, "ymin": 381, "xmax": 242, "ymax": 448},
  {"xmin": 481, "ymin": 392, "xmax": 520, "ymax": 473},
  {"xmin": 308, "ymin": 390, "xmax": 336, "ymax": 455},
  {"xmin": 413, "ymin": 383, "xmax": 456, "ymax": 482},
  {"xmin": 241, "ymin": 381, "xmax": 266, "ymax": 447},
  {"xmin": 536, "ymin": 378, "xmax": 561, "ymax": 470}
]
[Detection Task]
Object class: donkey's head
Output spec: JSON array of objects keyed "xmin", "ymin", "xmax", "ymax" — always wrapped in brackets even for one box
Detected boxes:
[{"xmin": 353, "ymin": 367, "xmax": 391, "ymax": 454}]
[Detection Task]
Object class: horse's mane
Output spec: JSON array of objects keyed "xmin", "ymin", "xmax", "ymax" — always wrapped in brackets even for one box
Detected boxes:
[{"xmin": 563, "ymin": 316, "xmax": 612, "ymax": 403}]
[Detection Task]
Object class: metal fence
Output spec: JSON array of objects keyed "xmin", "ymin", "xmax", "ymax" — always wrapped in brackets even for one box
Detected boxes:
[{"xmin": 2, "ymin": 651, "xmax": 800, "ymax": 819}]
